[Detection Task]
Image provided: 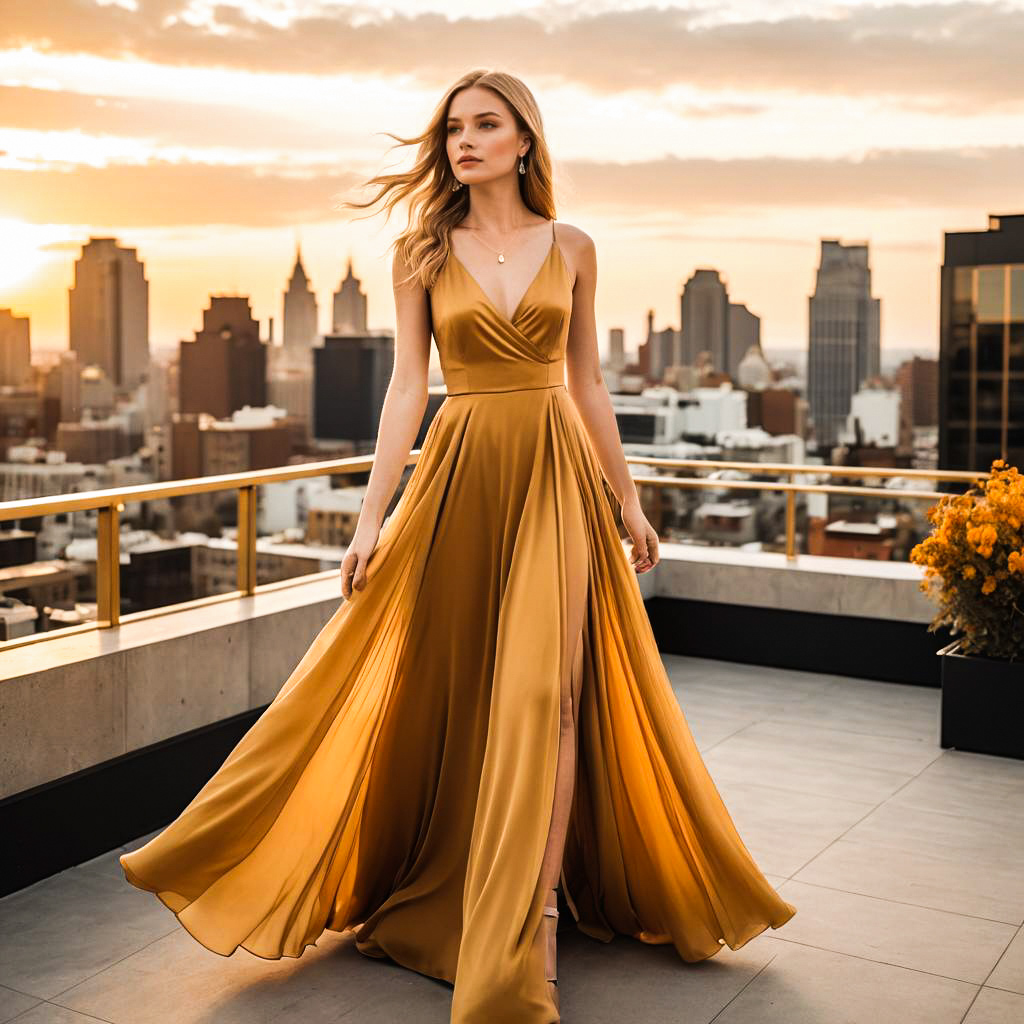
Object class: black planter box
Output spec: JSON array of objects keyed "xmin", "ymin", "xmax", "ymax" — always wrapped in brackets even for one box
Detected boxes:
[{"xmin": 939, "ymin": 639, "xmax": 1024, "ymax": 760}]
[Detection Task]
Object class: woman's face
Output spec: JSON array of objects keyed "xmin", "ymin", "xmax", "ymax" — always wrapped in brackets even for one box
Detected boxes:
[{"xmin": 446, "ymin": 86, "xmax": 527, "ymax": 185}]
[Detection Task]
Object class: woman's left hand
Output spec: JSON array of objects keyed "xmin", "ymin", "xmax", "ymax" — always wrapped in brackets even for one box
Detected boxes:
[{"xmin": 621, "ymin": 500, "xmax": 659, "ymax": 574}]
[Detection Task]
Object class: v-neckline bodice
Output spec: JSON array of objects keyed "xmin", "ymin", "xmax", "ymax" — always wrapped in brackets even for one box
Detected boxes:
[{"xmin": 446, "ymin": 220, "xmax": 563, "ymax": 329}]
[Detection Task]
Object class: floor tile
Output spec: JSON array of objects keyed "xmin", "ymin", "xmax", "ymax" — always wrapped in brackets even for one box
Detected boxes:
[
  {"xmin": 961, "ymin": 986, "xmax": 1024, "ymax": 1024},
  {"xmin": 0, "ymin": 870, "xmax": 177, "ymax": 1000},
  {"xmin": 987, "ymin": 926, "xmax": 1024, "ymax": 995},
  {"xmin": 10, "ymin": 1004, "xmax": 114, "ymax": 1023},
  {"xmin": 57, "ymin": 928, "xmax": 423, "ymax": 1024},
  {"xmin": 703, "ymin": 733, "xmax": 917, "ymax": 804},
  {"xmin": 0, "ymin": 985, "xmax": 41, "ymax": 1023},
  {"xmin": 774, "ymin": 879, "xmax": 1017, "ymax": 983},
  {"xmin": 558, "ymin": 926, "xmax": 775, "ymax": 1024},
  {"xmin": 713, "ymin": 778, "xmax": 874, "ymax": 877},
  {"xmin": 885, "ymin": 752, "xmax": 1024, "ymax": 833},
  {"xmin": 711, "ymin": 937, "xmax": 977, "ymax": 1024},
  {"xmin": 794, "ymin": 838, "xmax": 1024, "ymax": 924}
]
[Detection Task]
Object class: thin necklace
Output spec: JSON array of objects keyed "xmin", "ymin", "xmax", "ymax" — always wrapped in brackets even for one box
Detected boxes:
[{"xmin": 464, "ymin": 222, "xmax": 530, "ymax": 264}]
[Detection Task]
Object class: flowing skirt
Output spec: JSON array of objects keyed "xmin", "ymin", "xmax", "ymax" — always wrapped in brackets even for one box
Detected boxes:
[{"xmin": 120, "ymin": 384, "xmax": 797, "ymax": 1024}]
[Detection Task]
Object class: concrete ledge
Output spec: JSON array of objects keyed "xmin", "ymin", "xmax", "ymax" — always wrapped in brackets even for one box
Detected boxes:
[
  {"xmin": 0, "ymin": 575, "xmax": 344, "ymax": 679},
  {"xmin": 651, "ymin": 543, "xmax": 934, "ymax": 623},
  {"xmin": 0, "ymin": 578, "xmax": 342, "ymax": 800}
]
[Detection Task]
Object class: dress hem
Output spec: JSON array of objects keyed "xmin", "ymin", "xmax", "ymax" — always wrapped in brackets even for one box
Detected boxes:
[{"xmin": 122, "ymin": 851, "xmax": 795, "ymax": 971}]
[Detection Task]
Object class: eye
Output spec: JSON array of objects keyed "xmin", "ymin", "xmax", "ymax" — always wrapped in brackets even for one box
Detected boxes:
[{"xmin": 481, "ymin": 121, "xmax": 496, "ymax": 128}]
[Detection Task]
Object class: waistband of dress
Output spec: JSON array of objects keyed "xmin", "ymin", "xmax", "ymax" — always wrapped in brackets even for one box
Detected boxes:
[
  {"xmin": 443, "ymin": 359, "xmax": 566, "ymax": 396},
  {"xmin": 444, "ymin": 382, "xmax": 566, "ymax": 397}
]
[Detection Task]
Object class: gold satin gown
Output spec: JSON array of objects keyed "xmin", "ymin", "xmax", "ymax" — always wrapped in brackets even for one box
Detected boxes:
[{"xmin": 120, "ymin": 218, "xmax": 796, "ymax": 1023}]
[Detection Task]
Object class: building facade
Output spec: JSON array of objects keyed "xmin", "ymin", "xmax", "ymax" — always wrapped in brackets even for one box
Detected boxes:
[
  {"xmin": 728, "ymin": 303, "xmax": 760, "ymax": 383},
  {"xmin": 179, "ymin": 296, "xmax": 266, "ymax": 419},
  {"xmin": 68, "ymin": 237, "xmax": 149, "ymax": 390},
  {"xmin": 283, "ymin": 246, "xmax": 319, "ymax": 351},
  {"xmin": 807, "ymin": 239, "xmax": 881, "ymax": 450},
  {"xmin": 895, "ymin": 355, "xmax": 938, "ymax": 431},
  {"xmin": 332, "ymin": 258, "xmax": 369, "ymax": 335},
  {"xmin": 313, "ymin": 332, "xmax": 394, "ymax": 447},
  {"xmin": 681, "ymin": 268, "xmax": 729, "ymax": 372},
  {"xmin": 0, "ymin": 309, "xmax": 31, "ymax": 387},
  {"xmin": 939, "ymin": 213, "xmax": 1024, "ymax": 473}
]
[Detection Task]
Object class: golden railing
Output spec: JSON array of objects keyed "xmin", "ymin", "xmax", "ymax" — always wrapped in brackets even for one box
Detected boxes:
[{"xmin": 0, "ymin": 454, "xmax": 982, "ymax": 652}]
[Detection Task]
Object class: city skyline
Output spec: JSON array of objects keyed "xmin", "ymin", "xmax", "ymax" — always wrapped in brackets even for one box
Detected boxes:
[{"xmin": 2, "ymin": 0, "xmax": 1023, "ymax": 355}]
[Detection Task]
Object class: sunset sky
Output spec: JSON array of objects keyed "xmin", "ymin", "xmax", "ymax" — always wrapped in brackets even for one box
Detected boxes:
[{"xmin": 1, "ymin": 0, "xmax": 1022, "ymax": 363}]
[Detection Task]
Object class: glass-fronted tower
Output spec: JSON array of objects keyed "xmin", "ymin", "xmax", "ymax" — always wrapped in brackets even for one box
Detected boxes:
[{"xmin": 940, "ymin": 213, "xmax": 1024, "ymax": 473}]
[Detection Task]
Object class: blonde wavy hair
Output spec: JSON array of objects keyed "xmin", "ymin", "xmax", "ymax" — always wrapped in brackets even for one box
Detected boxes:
[{"xmin": 336, "ymin": 68, "xmax": 556, "ymax": 292}]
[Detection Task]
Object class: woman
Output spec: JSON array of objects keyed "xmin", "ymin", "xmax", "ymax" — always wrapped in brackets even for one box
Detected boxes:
[{"xmin": 120, "ymin": 68, "xmax": 796, "ymax": 1024}]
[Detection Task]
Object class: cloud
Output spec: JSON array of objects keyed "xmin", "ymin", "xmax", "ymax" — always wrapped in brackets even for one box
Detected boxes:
[
  {"xmin": 2, "ymin": 144, "xmax": 1021, "ymax": 228},
  {"xmin": 1, "ymin": 1, "xmax": 1023, "ymax": 111},
  {"xmin": 0, "ymin": 84, "xmax": 770, "ymax": 152},
  {"xmin": 642, "ymin": 229, "xmax": 938, "ymax": 252},
  {"xmin": 0, "ymin": 84, "xmax": 353, "ymax": 150},
  {"xmin": 560, "ymin": 146, "xmax": 1024, "ymax": 214},
  {"xmin": 0, "ymin": 158, "xmax": 358, "ymax": 226},
  {"xmin": 38, "ymin": 238, "xmax": 97, "ymax": 251}
]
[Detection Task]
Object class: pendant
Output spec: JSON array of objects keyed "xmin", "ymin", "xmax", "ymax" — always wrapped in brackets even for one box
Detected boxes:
[{"xmin": 498, "ymin": 253, "xmax": 505, "ymax": 263}]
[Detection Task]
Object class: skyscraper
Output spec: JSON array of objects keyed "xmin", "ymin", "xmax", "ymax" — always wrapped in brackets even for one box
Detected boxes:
[
  {"xmin": 332, "ymin": 257, "xmax": 369, "ymax": 334},
  {"xmin": 728, "ymin": 303, "xmax": 760, "ymax": 382},
  {"xmin": 807, "ymin": 239, "xmax": 881, "ymax": 450},
  {"xmin": 608, "ymin": 327, "xmax": 625, "ymax": 372},
  {"xmin": 939, "ymin": 213, "xmax": 1024, "ymax": 473},
  {"xmin": 895, "ymin": 356, "xmax": 938, "ymax": 428},
  {"xmin": 640, "ymin": 310, "xmax": 680, "ymax": 384},
  {"xmin": 314, "ymin": 332, "xmax": 394, "ymax": 446},
  {"xmin": 283, "ymin": 245, "xmax": 318, "ymax": 350},
  {"xmin": 179, "ymin": 296, "xmax": 266, "ymax": 419},
  {"xmin": 0, "ymin": 309, "xmax": 31, "ymax": 387},
  {"xmin": 680, "ymin": 269, "xmax": 729, "ymax": 371},
  {"xmin": 68, "ymin": 237, "xmax": 149, "ymax": 389}
]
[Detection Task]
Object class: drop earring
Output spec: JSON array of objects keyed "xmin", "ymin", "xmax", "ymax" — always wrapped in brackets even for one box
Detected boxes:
[
  {"xmin": 518, "ymin": 156, "xmax": 526, "ymax": 175},
  {"xmin": 451, "ymin": 180, "xmax": 462, "ymax": 190}
]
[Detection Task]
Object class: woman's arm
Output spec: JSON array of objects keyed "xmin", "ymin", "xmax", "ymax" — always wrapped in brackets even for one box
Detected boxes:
[
  {"xmin": 563, "ymin": 228, "xmax": 659, "ymax": 573},
  {"xmin": 341, "ymin": 248, "xmax": 432, "ymax": 596}
]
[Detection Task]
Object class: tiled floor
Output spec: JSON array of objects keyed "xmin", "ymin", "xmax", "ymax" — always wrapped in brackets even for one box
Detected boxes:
[{"xmin": 2, "ymin": 655, "xmax": 1022, "ymax": 1023}]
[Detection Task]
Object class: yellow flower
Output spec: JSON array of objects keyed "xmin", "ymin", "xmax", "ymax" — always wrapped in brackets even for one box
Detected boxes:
[
  {"xmin": 982, "ymin": 575, "xmax": 997, "ymax": 594},
  {"xmin": 962, "ymin": 564, "xmax": 977, "ymax": 579}
]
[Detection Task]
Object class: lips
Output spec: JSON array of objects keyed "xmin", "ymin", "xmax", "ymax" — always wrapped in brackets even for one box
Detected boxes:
[{"xmin": 458, "ymin": 157, "xmax": 480, "ymax": 165}]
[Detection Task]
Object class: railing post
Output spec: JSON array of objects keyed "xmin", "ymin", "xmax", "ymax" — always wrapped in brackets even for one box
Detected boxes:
[
  {"xmin": 237, "ymin": 485, "xmax": 257, "ymax": 595},
  {"xmin": 785, "ymin": 477, "xmax": 796, "ymax": 562},
  {"xmin": 96, "ymin": 502, "xmax": 122, "ymax": 626}
]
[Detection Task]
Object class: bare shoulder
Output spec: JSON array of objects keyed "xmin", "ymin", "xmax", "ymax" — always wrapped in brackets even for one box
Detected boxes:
[
  {"xmin": 552, "ymin": 221, "xmax": 596, "ymax": 286},
  {"xmin": 553, "ymin": 220, "xmax": 594, "ymax": 255}
]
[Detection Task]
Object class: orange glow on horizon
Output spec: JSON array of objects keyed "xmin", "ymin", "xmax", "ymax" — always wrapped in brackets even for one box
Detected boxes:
[{"xmin": 0, "ymin": 220, "xmax": 51, "ymax": 296}]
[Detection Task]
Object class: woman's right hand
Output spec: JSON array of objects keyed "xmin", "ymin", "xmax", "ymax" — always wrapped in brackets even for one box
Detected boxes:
[{"xmin": 340, "ymin": 520, "xmax": 381, "ymax": 599}]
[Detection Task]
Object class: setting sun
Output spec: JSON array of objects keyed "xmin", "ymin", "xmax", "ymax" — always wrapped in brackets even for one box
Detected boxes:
[{"xmin": 0, "ymin": 220, "xmax": 49, "ymax": 294}]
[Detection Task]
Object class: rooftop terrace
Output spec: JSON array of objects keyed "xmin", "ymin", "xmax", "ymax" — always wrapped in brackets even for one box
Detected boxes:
[{"xmin": 2, "ymin": 653, "xmax": 1022, "ymax": 1024}]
